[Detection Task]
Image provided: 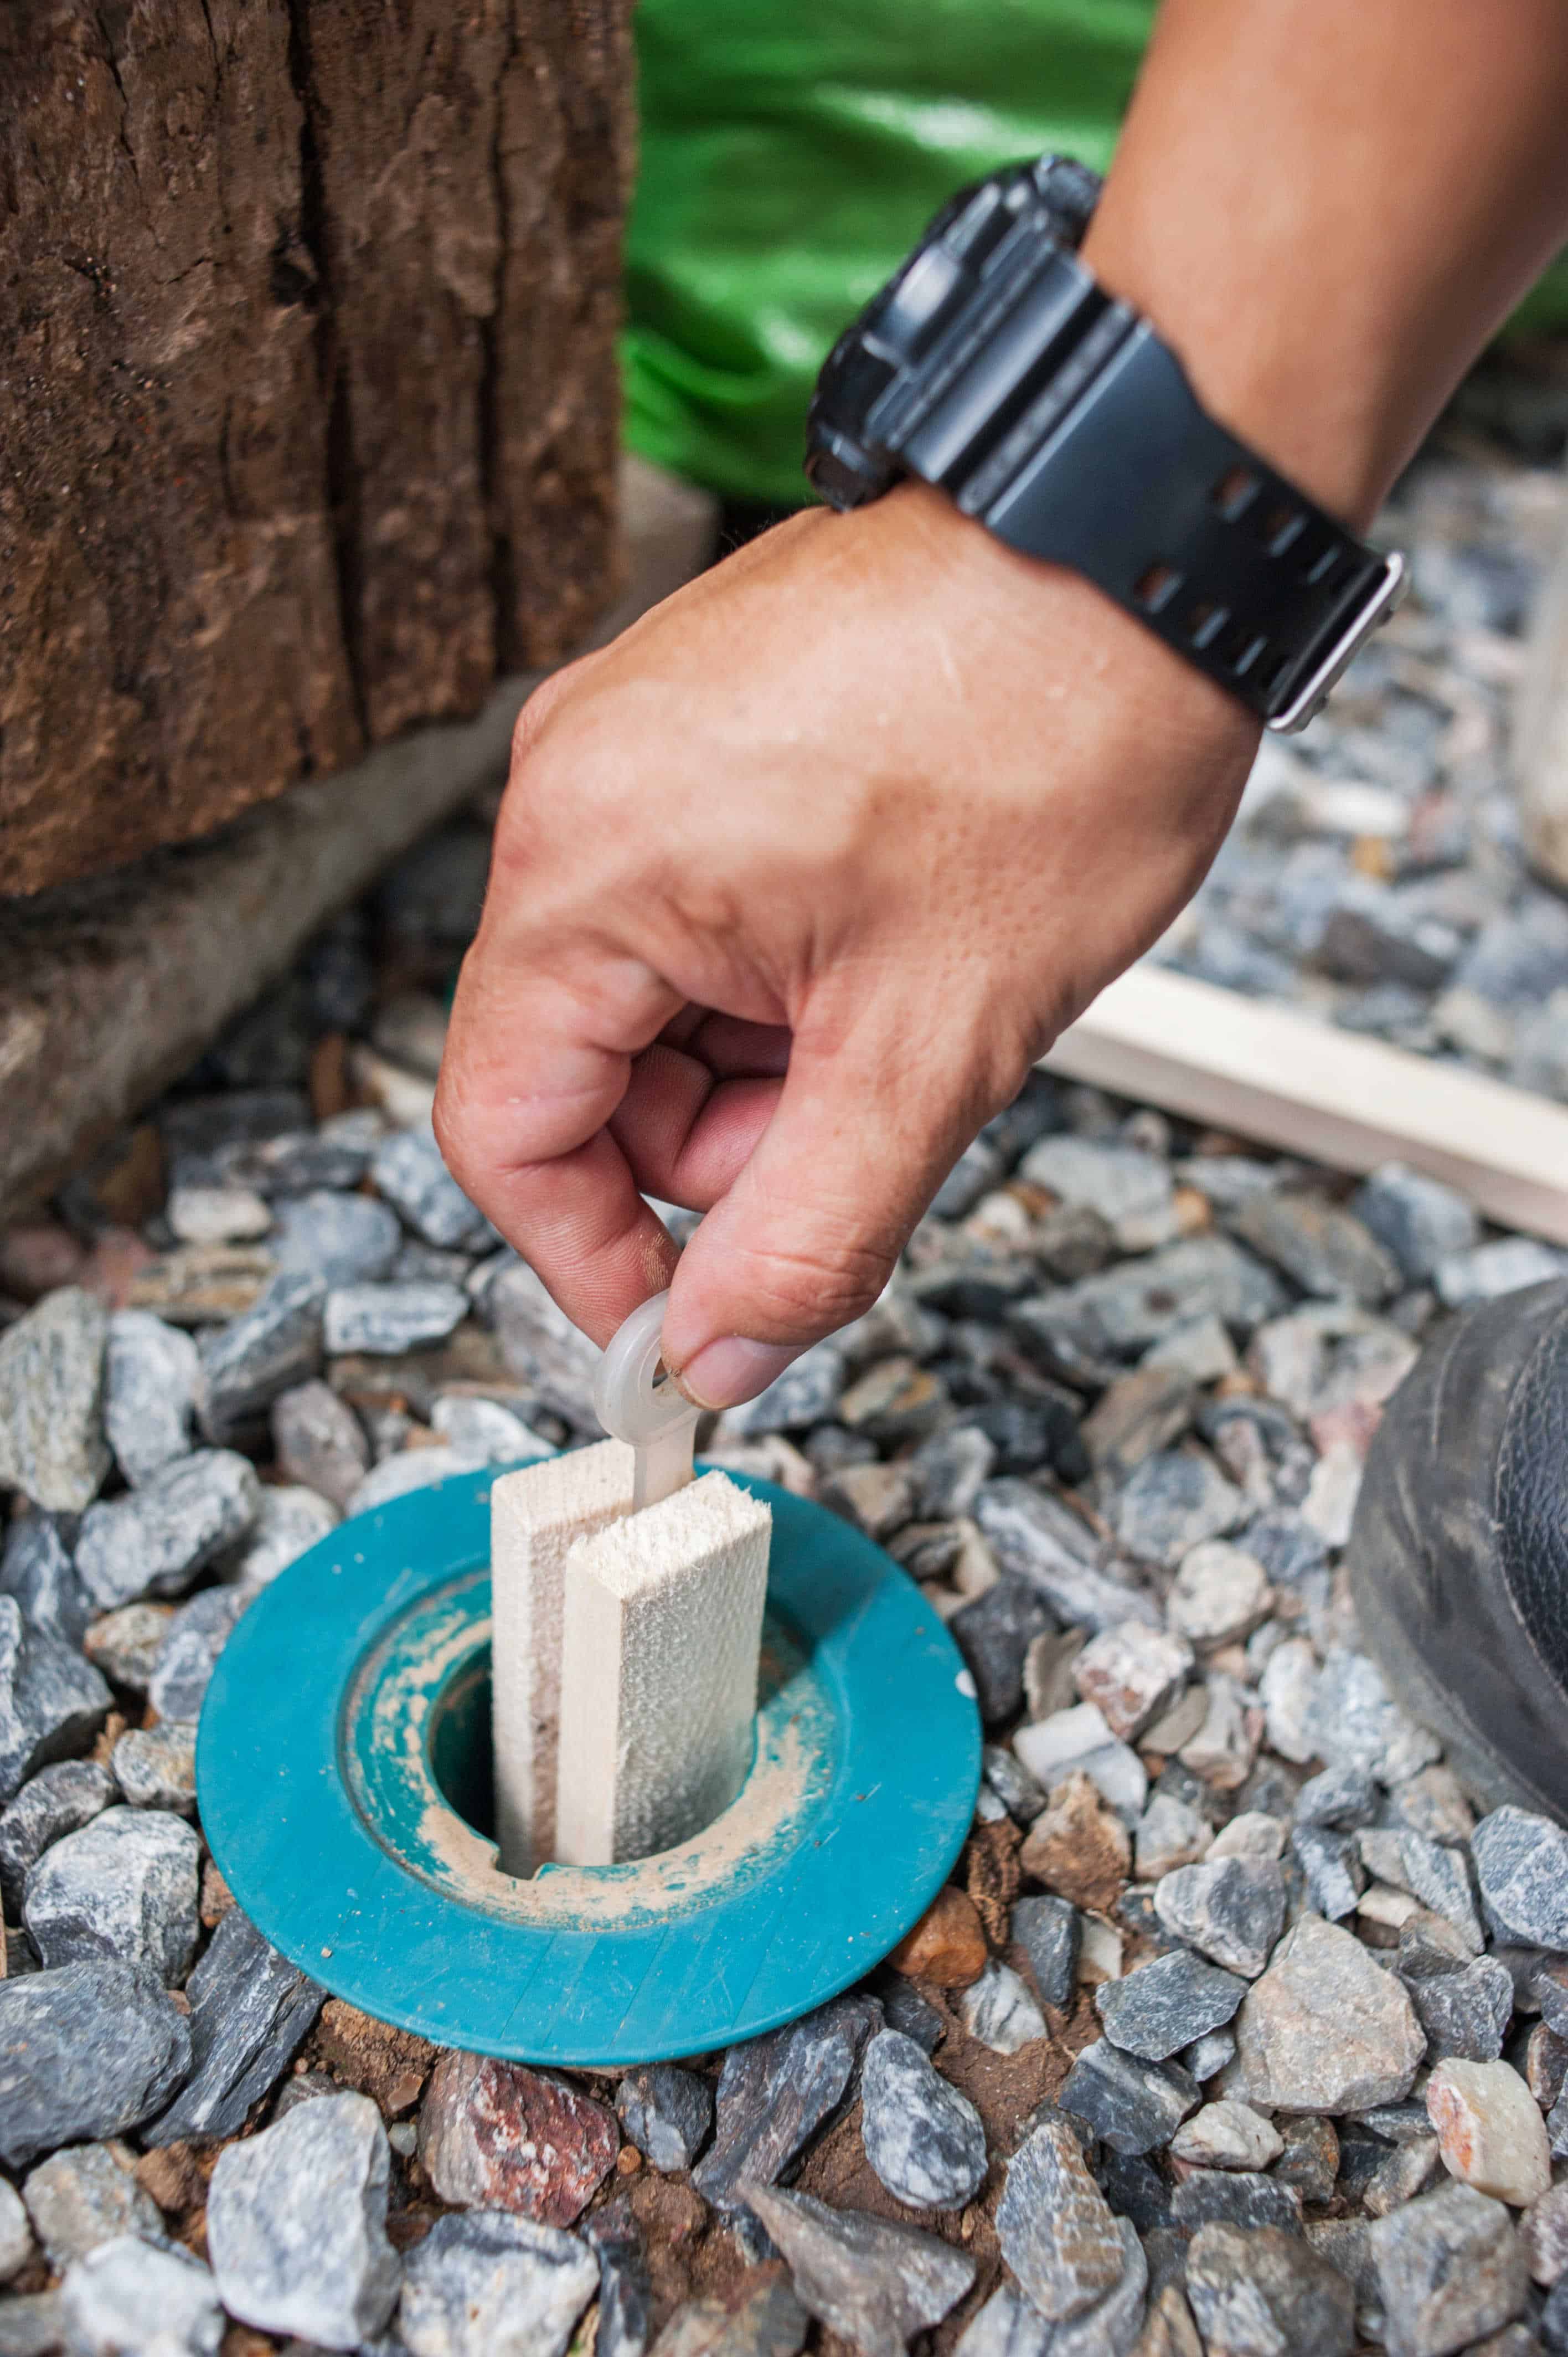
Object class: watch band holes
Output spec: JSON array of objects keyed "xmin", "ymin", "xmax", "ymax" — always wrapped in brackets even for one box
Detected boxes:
[
  {"xmin": 1186, "ymin": 599, "xmax": 1231, "ymax": 650},
  {"xmin": 1299, "ymin": 540, "xmax": 1343, "ymax": 586},
  {"xmin": 1134, "ymin": 559, "xmax": 1185, "ymax": 614},
  {"xmin": 1257, "ymin": 502, "xmax": 1306, "ymax": 558},
  {"xmin": 1222, "ymin": 625, "xmax": 1270, "ymax": 678},
  {"xmin": 1210, "ymin": 465, "xmax": 1258, "ymax": 521}
]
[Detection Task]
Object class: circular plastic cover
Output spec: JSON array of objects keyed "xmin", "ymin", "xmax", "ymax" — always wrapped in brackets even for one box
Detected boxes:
[{"xmin": 198, "ymin": 1463, "xmax": 981, "ymax": 2065}]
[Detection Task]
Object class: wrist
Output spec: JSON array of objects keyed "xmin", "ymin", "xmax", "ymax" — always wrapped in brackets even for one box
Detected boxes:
[{"xmin": 1079, "ymin": 207, "xmax": 1401, "ymax": 537}]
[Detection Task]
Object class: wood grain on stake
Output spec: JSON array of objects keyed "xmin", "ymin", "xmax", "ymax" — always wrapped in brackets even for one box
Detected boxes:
[
  {"xmin": 490, "ymin": 1442, "xmax": 636, "ymax": 1877},
  {"xmin": 554, "ymin": 1475, "xmax": 772, "ymax": 1870},
  {"xmin": 1046, "ymin": 966, "xmax": 1568, "ymax": 1247}
]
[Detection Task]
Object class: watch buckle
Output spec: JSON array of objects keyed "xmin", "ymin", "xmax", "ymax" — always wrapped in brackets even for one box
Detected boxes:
[{"xmin": 1266, "ymin": 552, "xmax": 1409, "ymax": 734}]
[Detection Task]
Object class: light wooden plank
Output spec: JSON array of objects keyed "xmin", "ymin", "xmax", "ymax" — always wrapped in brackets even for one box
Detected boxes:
[{"xmin": 1045, "ymin": 964, "xmax": 1568, "ymax": 1246}]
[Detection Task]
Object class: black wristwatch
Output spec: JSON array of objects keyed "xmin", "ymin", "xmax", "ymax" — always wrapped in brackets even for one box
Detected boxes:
[{"xmin": 806, "ymin": 157, "xmax": 1406, "ymax": 733}]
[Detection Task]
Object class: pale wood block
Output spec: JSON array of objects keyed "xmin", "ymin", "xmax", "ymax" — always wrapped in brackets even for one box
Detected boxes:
[
  {"xmin": 1045, "ymin": 964, "xmax": 1568, "ymax": 1246},
  {"xmin": 554, "ymin": 1471, "xmax": 772, "ymax": 1869},
  {"xmin": 489, "ymin": 1439, "xmax": 636, "ymax": 1877}
]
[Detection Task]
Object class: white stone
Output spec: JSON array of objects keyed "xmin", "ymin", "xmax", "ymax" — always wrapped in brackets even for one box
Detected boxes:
[
  {"xmin": 1302, "ymin": 1443, "xmax": 1363, "ymax": 1549},
  {"xmin": 167, "ymin": 1186, "xmax": 272, "ymax": 1245},
  {"xmin": 1169, "ymin": 2101, "xmax": 1283, "ymax": 2171},
  {"xmin": 554, "ymin": 1470, "xmax": 771, "ymax": 1868},
  {"xmin": 60, "ymin": 2234, "xmax": 223, "ymax": 2357},
  {"xmin": 1427, "ymin": 2060, "xmax": 1550, "ymax": 2207},
  {"xmin": 958, "ymin": 1959, "xmax": 1048, "ymax": 2055},
  {"xmin": 1167, "ymin": 1544, "xmax": 1270, "ymax": 1646},
  {"xmin": 489, "ymin": 1441, "xmax": 637, "ymax": 1875},
  {"xmin": 1013, "ymin": 1705, "xmax": 1148, "ymax": 1824},
  {"xmin": 0, "ymin": 2177, "xmax": 33, "ymax": 2282},
  {"xmin": 1260, "ymin": 1638, "xmax": 1319, "ymax": 1765}
]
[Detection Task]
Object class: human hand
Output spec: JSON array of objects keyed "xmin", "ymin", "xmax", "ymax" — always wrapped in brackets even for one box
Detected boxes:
[{"xmin": 434, "ymin": 481, "xmax": 1256, "ymax": 1408}]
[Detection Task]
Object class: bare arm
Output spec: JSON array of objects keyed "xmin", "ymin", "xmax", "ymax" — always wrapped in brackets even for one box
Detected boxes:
[{"xmin": 436, "ymin": 0, "xmax": 1568, "ymax": 1408}]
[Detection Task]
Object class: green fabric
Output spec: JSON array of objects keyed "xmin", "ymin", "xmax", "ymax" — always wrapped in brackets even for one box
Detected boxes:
[
  {"xmin": 622, "ymin": 0, "xmax": 1157, "ymax": 507},
  {"xmin": 622, "ymin": 0, "xmax": 1568, "ymax": 507}
]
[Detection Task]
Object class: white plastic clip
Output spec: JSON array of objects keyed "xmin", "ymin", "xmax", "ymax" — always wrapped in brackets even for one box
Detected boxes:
[{"xmin": 592, "ymin": 1289, "xmax": 700, "ymax": 1513}]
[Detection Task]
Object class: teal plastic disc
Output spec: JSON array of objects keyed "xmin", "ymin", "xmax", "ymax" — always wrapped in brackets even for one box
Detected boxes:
[{"xmin": 197, "ymin": 1463, "xmax": 981, "ymax": 2065}]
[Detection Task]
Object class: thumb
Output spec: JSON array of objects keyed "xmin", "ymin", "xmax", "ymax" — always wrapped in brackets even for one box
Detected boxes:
[{"xmin": 660, "ymin": 1006, "xmax": 996, "ymax": 1410}]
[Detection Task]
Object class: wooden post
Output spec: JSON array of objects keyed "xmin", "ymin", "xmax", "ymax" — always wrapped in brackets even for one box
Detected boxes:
[
  {"xmin": 1515, "ymin": 454, "xmax": 1568, "ymax": 892},
  {"xmin": 489, "ymin": 1440, "xmax": 636, "ymax": 1877},
  {"xmin": 553, "ymin": 1473, "xmax": 771, "ymax": 1868}
]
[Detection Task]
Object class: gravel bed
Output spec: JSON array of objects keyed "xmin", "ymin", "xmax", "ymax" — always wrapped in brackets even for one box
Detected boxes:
[
  {"xmin": 1150, "ymin": 433, "xmax": 1568, "ymax": 1102},
  {"xmin": 3, "ymin": 412, "xmax": 1568, "ymax": 2356}
]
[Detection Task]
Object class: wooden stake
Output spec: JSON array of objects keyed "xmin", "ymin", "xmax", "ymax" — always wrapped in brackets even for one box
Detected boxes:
[
  {"xmin": 489, "ymin": 1440, "xmax": 636, "ymax": 1877},
  {"xmin": 553, "ymin": 1472, "xmax": 771, "ymax": 1869},
  {"xmin": 1045, "ymin": 964, "xmax": 1568, "ymax": 1247}
]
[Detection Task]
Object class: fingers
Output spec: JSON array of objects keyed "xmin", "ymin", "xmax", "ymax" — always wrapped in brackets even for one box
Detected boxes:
[
  {"xmin": 608, "ymin": 1041, "xmax": 785, "ymax": 1211},
  {"xmin": 434, "ymin": 939, "xmax": 684, "ymax": 1345},
  {"xmin": 659, "ymin": 1000, "xmax": 999, "ymax": 1408}
]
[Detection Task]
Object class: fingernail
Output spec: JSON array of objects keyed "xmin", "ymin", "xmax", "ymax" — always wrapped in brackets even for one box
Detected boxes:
[{"xmin": 674, "ymin": 1337, "xmax": 801, "ymax": 1411}]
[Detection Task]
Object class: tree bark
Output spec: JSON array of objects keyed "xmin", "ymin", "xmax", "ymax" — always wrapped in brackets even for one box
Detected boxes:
[{"xmin": 0, "ymin": 0, "xmax": 632, "ymax": 897}]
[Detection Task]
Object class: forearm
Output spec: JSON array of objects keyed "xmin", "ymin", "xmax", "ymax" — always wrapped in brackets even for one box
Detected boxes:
[{"xmin": 1084, "ymin": 0, "xmax": 1568, "ymax": 529}]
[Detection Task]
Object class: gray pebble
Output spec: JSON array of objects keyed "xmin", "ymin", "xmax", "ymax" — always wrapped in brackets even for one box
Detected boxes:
[
  {"xmin": 1400, "ymin": 1949, "xmax": 1516, "ymax": 2063},
  {"xmin": 1013, "ymin": 1893, "xmax": 1080, "ymax": 2010},
  {"xmin": 1234, "ymin": 1914, "xmax": 1425, "ymax": 2113},
  {"xmin": 60, "ymin": 2234, "xmax": 224, "ymax": 2357},
  {"xmin": 1018, "ymin": 1237, "xmax": 1286, "ymax": 1360},
  {"xmin": 208, "ymin": 2090, "xmax": 401, "ymax": 2346},
  {"xmin": 973, "ymin": 1481, "xmax": 1160, "ymax": 1632},
  {"xmin": 1153, "ymin": 1856, "xmax": 1286, "ymax": 1978},
  {"xmin": 1304, "ymin": 1646, "xmax": 1442, "ymax": 1785},
  {"xmin": 958, "ymin": 1959, "xmax": 1048, "ymax": 2055},
  {"xmin": 0, "ymin": 1513, "xmax": 93, "ymax": 1646},
  {"xmin": 932, "ymin": 1136, "xmax": 1005, "ymax": 1217},
  {"xmin": 24, "ymin": 1805, "xmax": 199, "ymax": 1981},
  {"xmin": 859, "ymin": 2029, "xmax": 986, "ymax": 2211},
  {"xmin": 1357, "ymin": 1826, "xmax": 1483, "ymax": 1952},
  {"xmin": 1171, "ymin": 2171, "xmax": 1303, "ymax": 2234},
  {"xmin": 0, "ymin": 1594, "xmax": 111, "ymax": 1808},
  {"xmin": 1371, "ymin": 2183, "xmax": 1529, "ymax": 2357},
  {"xmin": 745, "ymin": 2181, "xmax": 974, "ymax": 2357},
  {"xmin": 196, "ymin": 1272, "xmax": 325, "ymax": 1447},
  {"xmin": 692, "ymin": 1993, "xmax": 880, "ymax": 2220},
  {"xmin": 582, "ymin": 2195, "xmax": 654, "ymax": 2357},
  {"xmin": 82, "ymin": 1602, "xmax": 173, "ymax": 1693},
  {"xmin": 954, "ymin": 2286, "xmax": 1054, "ymax": 2357},
  {"xmin": 0, "ymin": 1289, "xmax": 110, "ymax": 1514},
  {"xmin": 1294, "ymin": 1763, "xmax": 1381, "ymax": 1829},
  {"xmin": 142, "ymin": 1905, "xmax": 324, "ymax": 2144},
  {"xmin": 950, "ymin": 1577, "xmax": 1056, "ymax": 1726},
  {"xmin": 615, "ymin": 2063, "xmax": 714, "ymax": 2173},
  {"xmin": 983, "ymin": 1744, "xmax": 1047, "ymax": 1825},
  {"xmin": 911, "ymin": 1425, "xmax": 997, "ymax": 1521},
  {"xmin": 0, "ymin": 1759, "xmax": 116, "ymax": 1915},
  {"xmin": 1352, "ymin": 1164, "xmax": 1479, "ymax": 1284},
  {"xmin": 398, "ymin": 2210, "xmax": 600, "ymax": 2357},
  {"xmin": 1291, "ymin": 1824, "xmax": 1365, "ymax": 1921},
  {"xmin": 1433, "ymin": 1237, "xmax": 1568, "ymax": 1310},
  {"xmin": 1106, "ymin": 1450, "xmax": 1248, "ymax": 1568},
  {"xmin": 219, "ymin": 1483, "xmax": 338, "ymax": 1588},
  {"xmin": 112, "ymin": 1721, "xmax": 198, "ymax": 1815},
  {"xmin": 0, "ymin": 2179, "xmax": 31, "ymax": 2284},
  {"xmin": 1474, "ymin": 1809, "xmax": 1568, "ymax": 1952},
  {"xmin": 323, "ymin": 1280, "xmax": 468, "ymax": 1357},
  {"xmin": 1230, "ymin": 1191, "xmax": 1400, "ymax": 1306},
  {"xmin": 994, "ymin": 2114, "xmax": 1126, "ymax": 2320},
  {"xmin": 0, "ymin": 1961, "xmax": 192, "ymax": 2167},
  {"xmin": 271, "ymin": 1189, "xmax": 402, "ymax": 1287},
  {"xmin": 1060, "ymin": 2040, "xmax": 1199, "ymax": 2155},
  {"xmin": 76, "ymin": 1448, "xmax": 261, "ymax": 1608},
  {"xmin": 21, "ymin": 2143, "xmax": 161, "ymax": 2269},
  {"xmin": 104, "ymin": 1310, "xmax": 199, "ymax": 1486},
  {"xmin": 148, "ymin": 1586, "xmax": 250, "ymax": 1720},
  {"xmin": 1184, "ymin": 2028, "xmax": 1237, "ymax": 2083},
  {"xmin": 1185, "ymin": 2221, "xmax": 1352, "ymax": 2357},
  {"xmin": 270, "ymin": 1378, "xmax": 371, "ymax": 1510},
  {"xmin": 487, "ymin": 1260, "xmax": 606, "ymax": 1430},
  {"xmin": 719, "ymin": 1341, "xmax": 848, "ymax": 1439},
  {"xmin": 370, "ymin": 1125, "xmax": 494, "ymax": 1252},
  {"xmin": 431, "ymin": 1393, "xmax": 549, "ymax": 1463},
  {"xmin": 1095, "ymin": 1950, "xmax": 1246, "ymax": 2063}
]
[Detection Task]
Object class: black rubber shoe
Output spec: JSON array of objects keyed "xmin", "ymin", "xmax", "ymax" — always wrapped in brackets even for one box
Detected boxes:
[{"xmin": 1350, "ymin": 1277, "xmax": 1568, "ymax": 1822}]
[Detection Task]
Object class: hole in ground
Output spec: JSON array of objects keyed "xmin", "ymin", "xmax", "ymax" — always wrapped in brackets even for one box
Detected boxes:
[{"xmin": 425, "ymin": 1632, "xmax": 800, "ymax": 1868}]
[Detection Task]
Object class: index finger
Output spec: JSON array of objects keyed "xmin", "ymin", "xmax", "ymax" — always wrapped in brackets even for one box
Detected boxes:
[{"xmin": 434, "ymin": 929, "xmax": 683, "ymax": 1346}]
